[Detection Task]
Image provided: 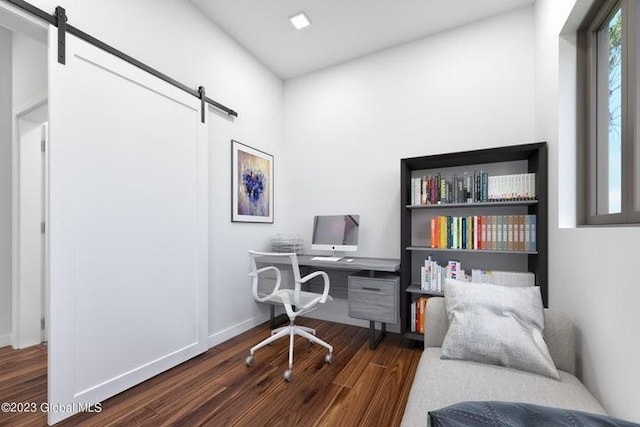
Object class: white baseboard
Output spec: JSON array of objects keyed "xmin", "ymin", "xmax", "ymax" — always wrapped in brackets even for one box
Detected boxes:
[
  {"xmin": 0, "ymin": 334, "xmax": 12, "ymax": 348},
  {"xmin": 208, "ymin": 314, "xmax": 269, "ymax": 348}
]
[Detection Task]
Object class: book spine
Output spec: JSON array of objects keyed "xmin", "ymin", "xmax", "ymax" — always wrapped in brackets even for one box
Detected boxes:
[
  {"xmin": 525, "ymin": 215, "xmax": 531, "ymax": 251},
  {"xmin": 508, "ymin": 215, "xmax": 514, "ymax": 251},
  {"xmin": 430, "ymin": 217, "xmax": 436, "ymax": 248},
  {"xmin": 519, "ymin": 215, "xmax": 525, "ymax": 251},
  {"xmin": 462, "ymin": 216, "xmax": 467, "ymax": 249},
  {"xmin": 419, "ymin": 297, "xmax": 428, "ymax": 334},
  {"xmin": 473, "ymin": 216, "xmax": 478, "ymax": 249},
  {"xmin": 513, "ymin": 214, "xmax": 519, "ymax": 250},
  {"xmin": 482, "ymin": 172, "xmax": 486, "ymax": 202},
  {"xmin": 531, "ymin": 215, "xmax": 537, "ymax": 251},
  {"xmin": 501, "ymin": 215, "xmax": 506, "ymax": 251},
  {"xmin": 411, "ymin": 302, "xmax": 416, "ymax": 332}
]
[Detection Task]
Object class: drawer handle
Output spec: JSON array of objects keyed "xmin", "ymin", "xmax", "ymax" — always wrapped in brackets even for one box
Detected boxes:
[{"xmin": 362, "ymin": 287, "xmax": 380, "ymax": 292}]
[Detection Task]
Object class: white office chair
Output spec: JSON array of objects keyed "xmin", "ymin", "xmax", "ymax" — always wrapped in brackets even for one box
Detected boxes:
[{"xmin": 246, "ymin": 250, "xmax": 334, "ymax": 381}]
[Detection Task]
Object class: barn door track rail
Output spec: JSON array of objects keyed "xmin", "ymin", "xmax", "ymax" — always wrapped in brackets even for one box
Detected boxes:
[{"xmin": 4, "ymin": 0, "xmax": 238, "ymax": 121}]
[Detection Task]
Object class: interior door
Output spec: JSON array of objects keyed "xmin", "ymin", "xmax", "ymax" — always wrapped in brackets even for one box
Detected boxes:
[{"xmin": 47, "ymin": 28, "xmax": 208, "ymax": 424}]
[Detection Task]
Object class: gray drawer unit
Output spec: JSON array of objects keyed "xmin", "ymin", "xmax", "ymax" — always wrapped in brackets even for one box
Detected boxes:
[{"xmin": 348, "ymin": 274, "xmax": 399, "ymax": 324}]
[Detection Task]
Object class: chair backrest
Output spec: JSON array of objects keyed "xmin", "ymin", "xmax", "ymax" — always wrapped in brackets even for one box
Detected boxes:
[
  {"xmin": 424, "ymin": 297, "xmax": 576, "ymax": 375},
  {"xmin": 248, "ymin": 251, "xmax": 301, "ymax": 302}
]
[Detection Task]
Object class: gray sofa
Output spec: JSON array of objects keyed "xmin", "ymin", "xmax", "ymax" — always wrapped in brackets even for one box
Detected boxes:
[{"xmin": 401, "ymin": 297, "xmax": 605, "ymax": 426}]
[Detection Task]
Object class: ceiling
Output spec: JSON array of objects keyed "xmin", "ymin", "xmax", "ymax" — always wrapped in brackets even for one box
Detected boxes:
[{"xmin": 190, "ymin": 0, "xmax": 534, "ymax": 80}]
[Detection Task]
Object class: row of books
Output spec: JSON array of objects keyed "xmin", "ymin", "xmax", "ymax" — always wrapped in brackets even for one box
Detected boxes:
[
  {"xmin": 420, "ymin": 258, "xmax": 464, "ymax": 293},
  {"xmin": 410, "ymin": 172, "xmax": 537, "ymax": 205},
  {"xmin": 415, "ymin": 264, "xmax": 536, "ymax": 331},
  {"xmin": 429, "ymin": 214, "xmax": 537, "ymax": 252},
  {"xmin": 470, "ymin": 269, "xmax": 535, "ymax": 287},
  {"xmin": 410, "ymin": 296, "xmax": 429, "ymax": 334}
]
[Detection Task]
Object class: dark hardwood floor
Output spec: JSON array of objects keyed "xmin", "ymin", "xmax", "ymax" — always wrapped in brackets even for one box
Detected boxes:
[{"xmin": 0, "ymin": 319, "xmax": 422, "ymax": 426}]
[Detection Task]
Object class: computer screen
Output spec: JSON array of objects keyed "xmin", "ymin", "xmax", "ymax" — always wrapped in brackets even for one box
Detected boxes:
[{"xmin": 311, "ymin": 215, "xmax": 360, "ymax": 252}]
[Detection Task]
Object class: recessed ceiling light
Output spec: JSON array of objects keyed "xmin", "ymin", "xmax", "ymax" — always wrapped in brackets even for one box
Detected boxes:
[{"xmin": 289, "ymin": 12, "xmax": 311, "ymax": 30}]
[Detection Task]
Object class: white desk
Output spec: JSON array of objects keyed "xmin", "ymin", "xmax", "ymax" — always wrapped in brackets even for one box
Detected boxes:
[{"xmin": 294, "ymin": 255, "xmax": 400, "ymax": 273}]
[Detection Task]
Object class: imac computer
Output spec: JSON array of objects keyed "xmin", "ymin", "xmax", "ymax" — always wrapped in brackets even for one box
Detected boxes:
[{"xmin": 310, "ymin": 214, "xmax": 360, "ymax": 261}]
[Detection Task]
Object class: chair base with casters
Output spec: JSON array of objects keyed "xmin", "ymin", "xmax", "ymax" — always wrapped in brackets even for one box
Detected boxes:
[
  {"xmin": 245, "ymin": 319, "xmax": 333, "ymax": 382},
  {"xmin": 246, "ymin": 251, "xmax": 334, "ymax": 382}
]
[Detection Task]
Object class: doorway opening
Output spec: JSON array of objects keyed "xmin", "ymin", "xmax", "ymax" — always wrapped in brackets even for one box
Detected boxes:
[
  {"xmin": 0, "ymin": 4, "xmax": 49, "ymax": 350},
  {"xmin": 13, "ymin": 102, "xmax": 48, "ymax": 348}
]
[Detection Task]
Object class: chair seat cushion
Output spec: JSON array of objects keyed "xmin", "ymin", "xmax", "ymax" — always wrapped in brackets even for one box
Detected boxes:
[{"xmin": 262, "ymin": 289, "xmax": 332, "ymax": 308}]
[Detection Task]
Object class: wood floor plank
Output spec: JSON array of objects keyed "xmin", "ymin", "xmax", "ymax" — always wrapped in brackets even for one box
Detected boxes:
[
  {"xmin": 387, "ymin": 349, "xmax": 423, "ymax": 427},
  {"xmin": 316, "ymin": 364, "xmax": 388, "ymax": 427},
  {"xmin": 370, "ymin": 334, "xmax": 405, "ymax": 367},
  {"xmin": 331, "ymin": 339, "xmax": 376, "ymax": 388},
  {"xmin": 360, "ymin": 345, "xmax": 422, "ymax": 427},
  {"xmin": 0, "ymin": 320, "xmax": 421, "ymax": 427},
  {"xmin": 231, "ymin": 324, "xmax": 368, "ymax": 427}
]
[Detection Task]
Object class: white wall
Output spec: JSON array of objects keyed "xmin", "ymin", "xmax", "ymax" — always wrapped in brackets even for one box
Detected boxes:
[
  {"xmin": 0, "ymin": 27, "xmax": 12, "ymax": 346},
  {"xmin": 282, "ymin": 6, "xmax": 535, "ymax": 258},
  {"xmin": 12, "ymin": 31, "xmax": 47, "ymax": 109},
  {"xmin": 536, "ymin": 0, "xmax": 640, "ymax": 422},
  {"xmin": 24, "ymin": 0, "xmax": 285, "ymax": 345}
]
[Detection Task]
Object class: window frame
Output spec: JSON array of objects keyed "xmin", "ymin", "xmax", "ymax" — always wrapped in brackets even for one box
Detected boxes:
[{"xmin": 580, "ymin": 0, "xmax": 640, "ymax": 225}]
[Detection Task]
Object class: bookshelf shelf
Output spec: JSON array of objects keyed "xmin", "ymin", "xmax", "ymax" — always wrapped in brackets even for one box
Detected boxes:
[
  {"xmin": 406, "ymin": 200, "xmax": 538, "ymax": 209},
  {"xmin": 400, "ymin": 142, "xmax": 548, "ymax": 344},
  {"xmin": 404, "ymin": 331, "xmax": 424, "ymax": 342},
  {"xmin": 406, "ymin": 284, "xmax": 443, "ymax": 296},
  {"xmin": 407, "ymin": 246, "xmax": 538, "ymax": 255}
]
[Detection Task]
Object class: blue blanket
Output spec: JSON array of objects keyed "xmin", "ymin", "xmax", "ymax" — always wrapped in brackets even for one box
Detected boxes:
[{"xmin": 429, "ymin": 401, "xmax": 639, "ymax": 427}]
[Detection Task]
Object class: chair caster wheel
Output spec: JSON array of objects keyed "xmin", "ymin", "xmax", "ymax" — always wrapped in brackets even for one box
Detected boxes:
[
  {"xmin": 325, "ymin": 353, "xmax": 333, "ymax": 364},
  {"xmin": 284, "ymin": 370, "xmax": 293, "ymax": 382},
  {"xmin": 245, "ymin": 355, "xmax": 255, "ymax": 367},
  {"xmin": 308, "ymin": 339, "xmax": 314, "ymax": 345}
]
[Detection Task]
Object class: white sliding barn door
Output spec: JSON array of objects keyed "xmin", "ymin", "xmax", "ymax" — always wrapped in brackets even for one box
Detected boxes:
[{"xmin": 47, "ymin": 29, "xmax": 208, "ymax": 425}]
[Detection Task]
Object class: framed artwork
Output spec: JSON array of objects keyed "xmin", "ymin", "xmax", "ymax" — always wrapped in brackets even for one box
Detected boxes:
[{"xmin": 231, "ymin": 140, "xmax": 274, "ymax": 223}]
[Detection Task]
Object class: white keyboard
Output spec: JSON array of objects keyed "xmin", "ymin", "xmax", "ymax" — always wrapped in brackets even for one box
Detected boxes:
[{"xmin": 311, "ymin": 256, "xmax": 343, "ymax": 262}]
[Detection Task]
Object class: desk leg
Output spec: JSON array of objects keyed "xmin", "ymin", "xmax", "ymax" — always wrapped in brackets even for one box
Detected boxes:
[
  {"xmin": 269, "ymin": 305, "xmax": 290, "ymax": 330},
  {"xmin": 369, "ymin": 321, "xmax": 386, "ymax": 350},
  {"xmin": 270, "ymin": 305, "xmax": 275, "ymax": 329}
]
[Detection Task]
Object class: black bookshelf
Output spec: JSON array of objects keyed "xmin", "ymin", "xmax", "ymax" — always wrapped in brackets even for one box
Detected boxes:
[{"xmin": 400, "ymin": 142, "xmax": 548, "ymax": 343}]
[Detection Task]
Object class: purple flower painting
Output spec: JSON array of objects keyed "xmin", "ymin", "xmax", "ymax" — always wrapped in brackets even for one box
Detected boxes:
[{"xmin": 232, "ymin": 141, "xmax": 273, "ymax": 223}]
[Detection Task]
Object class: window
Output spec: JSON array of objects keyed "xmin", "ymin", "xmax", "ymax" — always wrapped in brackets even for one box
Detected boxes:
[{"xmin": 581, "ymin": 0, "xmax": 640, "ymax": 224}]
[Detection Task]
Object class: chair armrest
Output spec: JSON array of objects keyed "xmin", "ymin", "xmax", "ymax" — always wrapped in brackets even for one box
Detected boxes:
[
  {"xmin": 249, "ymin": 265, "xmax": 281, "ymax": 302},
  {"xmin": 300, "ymin": 271, "xmax": 330, "ymax": 303}
]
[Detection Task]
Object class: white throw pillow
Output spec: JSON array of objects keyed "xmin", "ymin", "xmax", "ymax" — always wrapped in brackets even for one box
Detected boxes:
[{"xmin": 441, "ymin": 278, "xmax": 559, "ymax": 380}]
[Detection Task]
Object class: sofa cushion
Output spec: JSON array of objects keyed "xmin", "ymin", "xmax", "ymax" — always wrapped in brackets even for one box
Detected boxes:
[
  {"xmin": 425, "ymin": 297, "xmax": 577, "ymax": 375},
  {"xmin": 429, "ymin": 401, "xmax": 638, "ymax": 427},
  {"xmin": 441, "ymin": 279, "xmax": 559, "ymax": 379},
  {"xmin": 400, "ymin": 348, "xmax": 605, "ymax": 427}
]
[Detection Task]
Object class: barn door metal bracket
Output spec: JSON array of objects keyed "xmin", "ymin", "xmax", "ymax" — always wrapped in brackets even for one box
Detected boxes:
[
  {"xmin": 55, "ymin": 6, "xmax": 67, "ymax": 64},
  {"xmin": 198, "ymin": 86, "xmax": 206, "ymax": 123}
]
